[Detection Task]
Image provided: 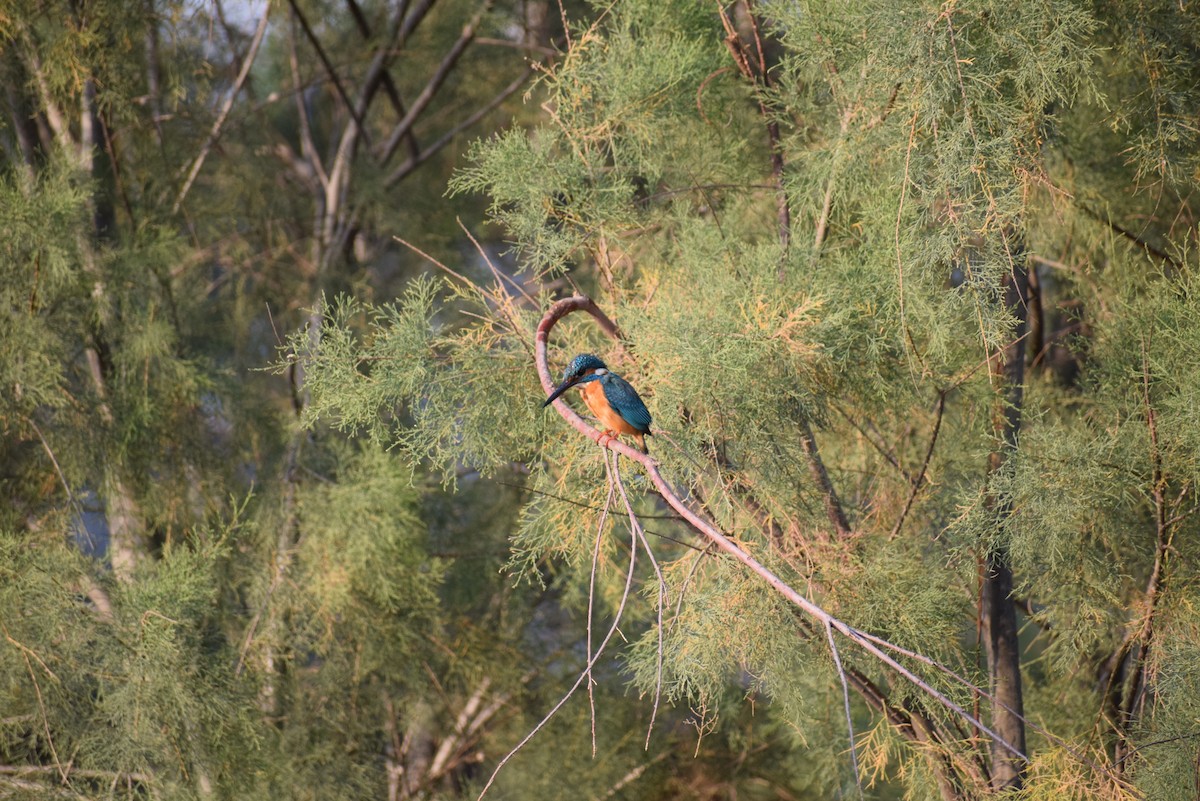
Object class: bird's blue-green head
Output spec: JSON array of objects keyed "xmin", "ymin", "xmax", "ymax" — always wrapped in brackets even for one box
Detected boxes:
[
  {"xmin": 561, "ymin": 353, "xmax": 607, "ymax": 382},
  {"xmin": 543, "ymin": 353, "xmax": 608, "ymax": 407}
]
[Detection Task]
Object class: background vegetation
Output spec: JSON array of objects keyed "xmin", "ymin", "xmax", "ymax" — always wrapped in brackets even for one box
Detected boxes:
[{"xmin": 3, "ymin": 0, "xmax": 1200, "ymax": 799}]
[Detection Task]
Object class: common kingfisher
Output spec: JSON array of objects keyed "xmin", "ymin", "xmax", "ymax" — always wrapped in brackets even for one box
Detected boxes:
[{"xmin": 543, "ymin": 354, "xmax": 652, "ymax": 454}]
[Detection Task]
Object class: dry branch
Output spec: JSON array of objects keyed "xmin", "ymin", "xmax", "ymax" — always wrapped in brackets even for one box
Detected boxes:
[
  {"xmin": 611, "ymin": 454, "xmax": 667, "ymax": 748},
  {"xmin": 346, "ymin": 0, "xmax": 420, "ymax": 162},
  {"xmin": 715, "ymin": 1, "xmax": 789, "ymax": 253}
]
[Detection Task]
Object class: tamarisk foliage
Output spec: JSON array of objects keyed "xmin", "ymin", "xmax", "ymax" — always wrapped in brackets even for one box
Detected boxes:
[
  {"xmin": 6, "ymin": 0, "xmax": 1200, "ymax": 798},
  {"xmin": 299, "ymin": 0, "xmax": 1200, "ymax": 798},
  {"xmin": 1, "ymin": 1, "xmax": 643, "ymax": 800}
]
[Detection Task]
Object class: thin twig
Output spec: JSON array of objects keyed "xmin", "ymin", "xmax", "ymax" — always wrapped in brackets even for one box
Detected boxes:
[
  {"xmin": 0, "ymin": 765, "xmax": 152, "ymax": 783},
  {"xmin": 1114, "ymin": 731, "xmax": 1200, "ymax": 765},
  {"xmin": 172, "ymin": 4, "xmax": 270, "ymax": 214},
  {"xmin": 668, "ymin": 546, "xmax": 711, "ymax": 635},
  {"xmin": 555, "ymin": 0, "xmax": 571, "ymax": 50},
  {"xmin": 594, "ymin": 750, "xmax": 670, "ymax": 800},
  {"xmin": 831, "ymin": 403, "xmax": 908, "ymax": 479},
  {"xmin": 476, "ymin": 498, "xmax": 639, "ymax": 799},
  {"xmin": 813, "ymin": 64, "xmax": 862, "ymax": 253},
  {"xmin": 588, "ymin": 454, "xmax": 617, "ymax": 757},
  {"xmin": 25, "ymin": 417, "xmax": 87, "ymax": 536},
  {"xmin": 888, "ymin": 389, "xmax": 947, "ymax": 540},
  {"xmin": 393, "ymin": 235, "xmax": 473, "ymax": 285},
  {"xmin": 459, "ymin": 218, "xmax": 537, "ymax": 306},
  {"xmin": 613, "ymin": 455, "xmax": 666, "ymax": 749},
  {"xmin": 3, "ymin": 624, "xmax": 66, "ymax": 784},
  {"xmin": 458, "ymin": 219, "xmax": 536, "ymax": 358},
  {"xmin": 497, "ymin": 481, "xmax": 689, "ymax": 523},
  {"xmin": 1077, "ymin": 203, "xmax": 1181, "ymax": 271},
  {"xmin": 825, "ymin": 620, "xmax": 862, "ymax": 796},
  {"xmin": 896, "ymin": 109, "xmax": 925, "ymax": 377}
]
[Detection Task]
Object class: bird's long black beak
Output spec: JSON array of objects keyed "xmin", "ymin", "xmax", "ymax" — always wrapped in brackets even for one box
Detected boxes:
[{"xmin": 542, "ymin": 378, "xmax": 578, "ymax": 408}]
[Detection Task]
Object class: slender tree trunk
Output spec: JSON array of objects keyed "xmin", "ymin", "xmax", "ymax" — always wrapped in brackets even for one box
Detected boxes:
[
  {"xmin": 982, "ymin": 248, "xmax": 1029, "ymax": 790},
  {"xmin": 981, "ymin": 547, "xmax": 1024, "ymax": 789}
]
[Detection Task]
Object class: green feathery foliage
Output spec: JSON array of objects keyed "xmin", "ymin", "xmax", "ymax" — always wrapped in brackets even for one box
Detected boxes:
[
  {"xmin": 297, "ymin": 0, "xmax": 1200, "ymax": 797},
  {"xmin": 6, "ymin": 0, "xmax": 1200, "ymax": 797}
]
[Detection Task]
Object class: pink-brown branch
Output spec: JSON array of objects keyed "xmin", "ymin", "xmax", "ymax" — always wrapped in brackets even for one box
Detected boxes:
[{"xmin": 536, "ymin": 295, "xmax": 1027, "ymax": 762}]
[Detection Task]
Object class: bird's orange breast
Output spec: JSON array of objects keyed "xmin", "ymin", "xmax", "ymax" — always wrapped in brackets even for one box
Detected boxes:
[{"xmin": 581, "ymin": 380, "xmax": 641, "ymax": 437}]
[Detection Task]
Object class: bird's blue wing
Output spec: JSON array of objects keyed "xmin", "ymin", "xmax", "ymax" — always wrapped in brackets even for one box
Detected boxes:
[{"xmin": 600, "ymin": 373, "xmax": 652, "ymax": 432}]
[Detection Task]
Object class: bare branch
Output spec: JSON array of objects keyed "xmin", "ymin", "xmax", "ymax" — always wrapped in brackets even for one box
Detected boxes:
[
  {"xmin": 3, "ymin": 623, "xmax": 66, "ymax": 784},
  {"xmin": 173, "ymin": 4, "xmax": 271, "ymax": 214},
  {"xmin": 594, "ymin": 750, "xmax": 670, "ymax": 800},
  {"xmin": 1077, "ymin": 203, "xmax": 1182, "ymax": 271},
  {"xmin": 25, "ymin": 417, "xmax": 86, "ymax": 530},
  {"xmin": 346, "ymin": 0, "xmax": 420, "ymax": 161},
  {"xmin": 889, "ymin": 390, "xmax": 947, "ymax": 540},
  {"xmin": 384, "ymin": 62, "xmax": 538, "ymax": 187},
  {"xmin": 18, "ymin": 28, "xmax": 70, "ymax": 152},
  {"xmin": 427, "ymin": 677, "xmax": 492, "ymax": 779},
  {"xmin": 825, "ymin": 619, "xmax": 862, "ymax": 795},
  {"xmin": 588, "ymin": 454, "xmax": 617, "ymax": 757},
  {"xmin": 288, "ymin": 18, "xmax": 329, "ymax": 191},
  {"xmin": 320, "ymin": 2, "xmax": 414, "ymax": 262},
  {"xmin": 476, "ymin": 494, "xmax": 639, "ymax": 799},
  {"xmin": 286, "ymin": 0, "xmax": 367, "ymax": 136},
  {"xmin": 1112, "ymin": 338, "xmax": 1176, "ymax": 768},
  {"xmin": 377, "ymin": 0, "xmax": 494, "ymax": 164},
  {"xmin": 798, "ymin": 419, "xmax": 853, "ymax": 540},
  {"xmin": 715, "ymin": 2, "xmax": 789, "ymax": 254},
  {"xmin": 612, "ymin": 454, "xmax": 666, "ymax": 749}
]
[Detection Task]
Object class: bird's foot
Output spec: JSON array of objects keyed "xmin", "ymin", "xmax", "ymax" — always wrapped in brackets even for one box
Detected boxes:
[{"xmin": 597, "ymin": 431, "xmax": 615, "ymax": 449}]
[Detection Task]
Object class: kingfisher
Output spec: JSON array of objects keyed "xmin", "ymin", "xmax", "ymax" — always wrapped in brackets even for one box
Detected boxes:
[{"xmin": 543, "ymin": 353, "xmax": 652, "ymax": 454}]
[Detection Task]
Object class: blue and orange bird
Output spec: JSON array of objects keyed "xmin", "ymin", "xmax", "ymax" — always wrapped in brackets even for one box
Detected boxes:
[{"xmin": 543, "ymin": 354, "xmax": 652, "ymax": 454}]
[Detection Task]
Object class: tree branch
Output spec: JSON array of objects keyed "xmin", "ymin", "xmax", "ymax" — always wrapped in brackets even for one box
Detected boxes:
[
  {"xmin": 1113, "ymin": 338, "xmax": 1175, "ymax": 769},
  {"xmin": 980, "ymin": 241, "xmax": 1029, "ymax": 790},
  {"xmin": 537, "ymin": 296, "xmax": 1027, "ymax": 764},
  {"xmin": 889, "ymin": 390, "xmax": 947, "ymax": 540},
  {"xmin": 287, "ymin": 0, "xmax": 369, "ymax": 140},
  {"xmin": 716, "ymin": 1, "xmax": 789, "ymax": 254},
  {"xmin": 798, "ymin": 419, "xmax": 853, "ymax": 540},
  {"xmin": 377, "ymin": 0, "xmax": 494, "ymax": 165},
  {"xmin": 172, "ymin": 4, "xmax": 270, "ymax": 214},
  {"xmin": 384, "ymin": 61, "xmax": 538, "ymax": 187},
  {"xmin": 1078, "ymin": 203, "xmax": 1182, "ymax": 271},
  {"xmin": 346, "ymin": 0, "xmax": 421, "ymax": 162}
]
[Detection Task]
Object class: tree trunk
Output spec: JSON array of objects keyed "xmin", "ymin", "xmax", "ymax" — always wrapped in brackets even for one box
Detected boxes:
[
  {"xmin": 981, "ymin": 546, "xmax": 1024, "ymax": 789},
  {"xmin": 982, "ymin": 249, "xmax": 1030, "ymax": 790}
]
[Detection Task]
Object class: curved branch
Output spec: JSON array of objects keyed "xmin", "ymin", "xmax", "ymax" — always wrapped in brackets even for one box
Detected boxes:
[{"xmin": 536, "ymin": 295, "xmax": 1027, "ymax": 763}]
